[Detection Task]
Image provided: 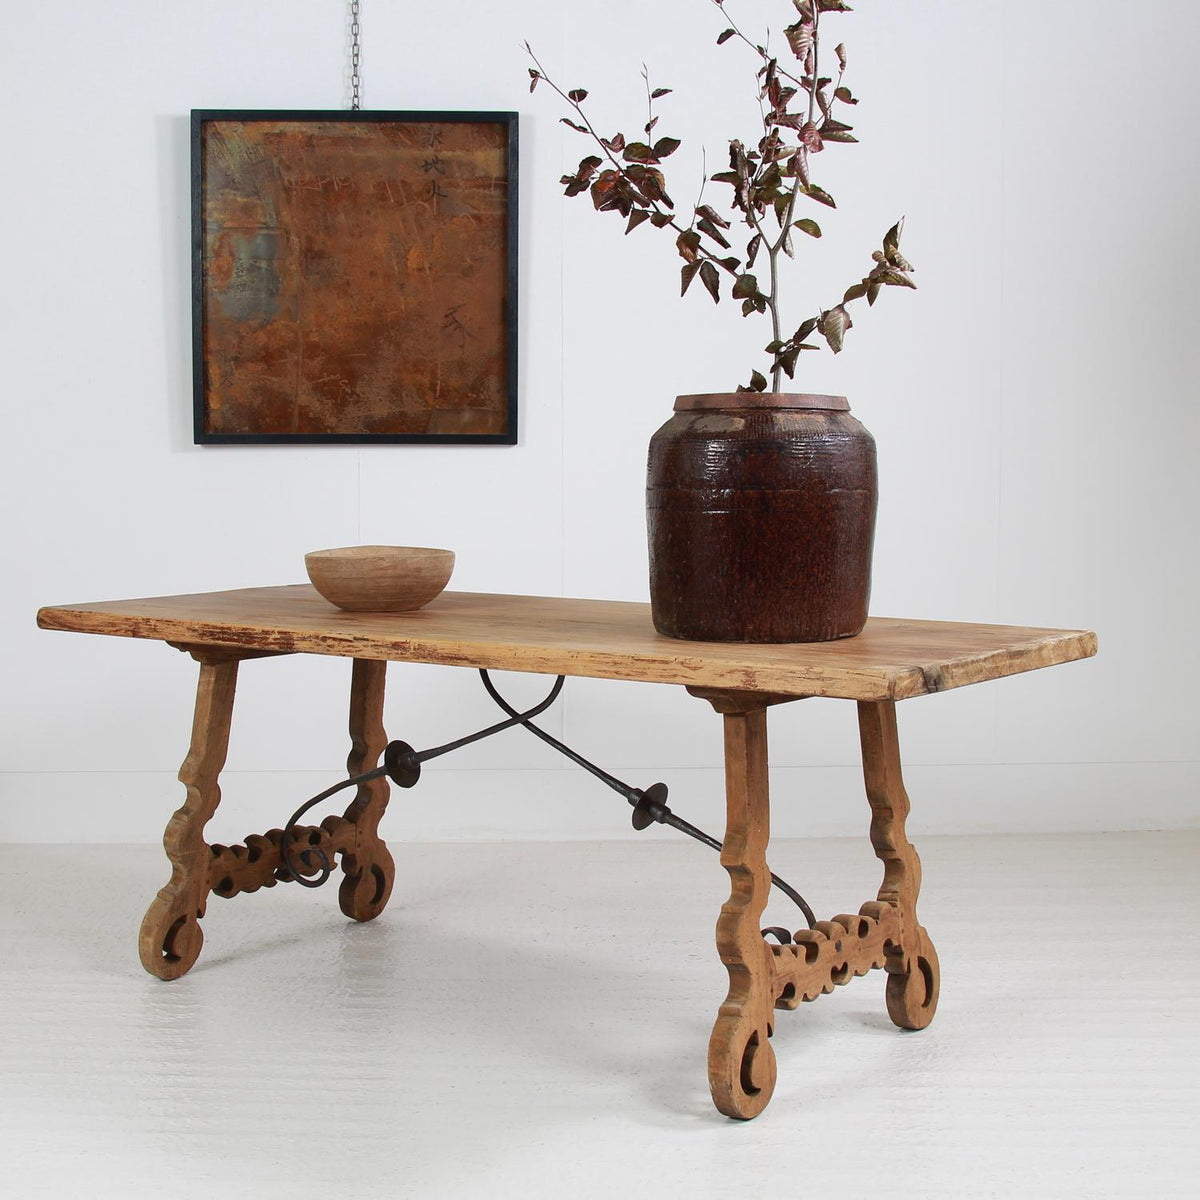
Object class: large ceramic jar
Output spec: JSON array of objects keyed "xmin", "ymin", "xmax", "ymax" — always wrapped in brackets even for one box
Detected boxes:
[{"xmin": 646, "ymin": 393, "xmax": 878, "ymax": 643}]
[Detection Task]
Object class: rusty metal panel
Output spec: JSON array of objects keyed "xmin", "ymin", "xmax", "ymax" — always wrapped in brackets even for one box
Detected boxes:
[{"xmin": 192, "ymin": 111, "xmax": 517, "ymax": 444}]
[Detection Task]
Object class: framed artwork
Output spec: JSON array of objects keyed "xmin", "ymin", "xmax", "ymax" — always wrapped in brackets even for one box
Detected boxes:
[{"xmin": 191, "ymin": 109, "xmax": 518, "ymax": 445}]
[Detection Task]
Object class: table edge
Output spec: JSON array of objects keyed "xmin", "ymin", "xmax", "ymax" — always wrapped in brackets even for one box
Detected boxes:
[{"xmin": 36, "ymin": 594, "xmax": 1098, "ymax": 704}]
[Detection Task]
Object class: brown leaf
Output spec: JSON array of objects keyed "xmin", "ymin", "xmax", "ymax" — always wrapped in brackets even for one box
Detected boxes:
[
  {"xmin": 697, "ymin": 217, "xmax": 732, "ymax": 249},
  {"xmin": 681, "ymin": 261, "xmax": 702, "ymax": 296},
  {"xmin": 568, "ymin": 89, "xmax": 589, "ymax": 103},
  {"xmin": 651, "ymin": 87, "xmax": 673, "ymax": 99},
  {"xmin": 623, "ymin": 142, "xmax": 657, "ymax": 164},
  {"xmin": 746, "ymin": 233, "xmax": 762, "ymax": 268},
  {"xmin": 819, "ymin": 306, "xmax": 853, "ymax": 353},
  {"xmin": 785, "ymin": 21, "xmax": 815, "ymax": 63},
  {"xmin": 800, "ymin": 122, "xmax": 824, "ymax": 153},
  {"xmin": 699, "ymin": 260, "xmax": 720, "ymax": 303},
  {"xmin": 732, "ymin": 273, "xmax": 760, "ymax": 300},
  {"xmin": 793, "ymin": 217, "xmax": 822, "ymax": 238},
  {"xmin": 653, "ymin": 136, "xmax": 682, "ymax": 159},
  {"xmin": 804, "ymin": 183, "xmax": 837, "ymax": 208},
  {"xmin": 696, "ymin": 204, "xmax": 730, "ymax": 229},
  {"xmin": 717, "ymin": 28, "xmax": 736, "ymax": 45},
  {"xmin": 626, "ymin": 209, "xmax": 651, "ymax": 234},
  {"xmin": 835, "ymin": 43, "xmax": 847, "ymax": 72},
  {"xmin": 560, "ymin": 118, "xmax": 588, "ymax": 134},
  {"xmin": 676, "ymin": 229, "xmax": 702, "ymax": 263}
]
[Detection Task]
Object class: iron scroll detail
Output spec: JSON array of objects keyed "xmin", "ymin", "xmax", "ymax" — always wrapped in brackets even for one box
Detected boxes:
[{"xmin": 280, "ymin": 671, "xmax": 814, "ymax": 928}]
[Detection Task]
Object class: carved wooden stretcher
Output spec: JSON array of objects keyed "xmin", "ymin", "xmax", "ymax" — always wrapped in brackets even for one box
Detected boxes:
[{"xmin": 37, "ymin": 587, "xmax": 1096, "ymax": 1119}]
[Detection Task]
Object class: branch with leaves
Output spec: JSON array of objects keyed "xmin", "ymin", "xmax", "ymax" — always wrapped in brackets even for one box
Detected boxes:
[{"xmin": 527, "ymin": 0, "xmax": 915, "ymax": 393}]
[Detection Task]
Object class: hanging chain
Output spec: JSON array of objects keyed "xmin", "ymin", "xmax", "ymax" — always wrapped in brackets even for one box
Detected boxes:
[{"xmin": 350, "ymin": 0, "xmax": 362, "ymax": 110}]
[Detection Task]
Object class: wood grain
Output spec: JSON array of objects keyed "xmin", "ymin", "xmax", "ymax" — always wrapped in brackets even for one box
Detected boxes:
[
  {"xmin": 37, "ymin": 586, "xmax": 1097, "ymax": 701},
  {"xmin": 708, "ymin": 708, "xmax": 778, "ymax": 1120},
  {"xmin": 138, "ymin": 657, "xmax": 238, "ymax": 980},
  {"xmin": 858, "ymin": 700, "xmax": 941, "ymax": 1029}
]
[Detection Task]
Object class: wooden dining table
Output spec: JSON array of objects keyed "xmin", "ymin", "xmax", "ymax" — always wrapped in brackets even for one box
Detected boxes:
[{"xmin": 37, "ymin": 585, "xmax": 1097, "ymax": 1119}]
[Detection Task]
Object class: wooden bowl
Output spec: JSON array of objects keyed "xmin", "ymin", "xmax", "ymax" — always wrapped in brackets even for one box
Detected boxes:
[{"xmin": 304, "ymin": 546, "xmax": 455, "ymax": 612}]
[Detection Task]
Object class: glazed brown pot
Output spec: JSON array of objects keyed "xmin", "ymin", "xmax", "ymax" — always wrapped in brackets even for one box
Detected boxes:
[{"xmin": 646, "ymin": 393, "xmax": 877, "ymax": 643}]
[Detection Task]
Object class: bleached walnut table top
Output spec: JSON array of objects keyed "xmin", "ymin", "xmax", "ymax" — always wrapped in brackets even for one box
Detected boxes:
[{"xmin": 37, "ymin": 584, "xmax": 1097, "ymax": 702}]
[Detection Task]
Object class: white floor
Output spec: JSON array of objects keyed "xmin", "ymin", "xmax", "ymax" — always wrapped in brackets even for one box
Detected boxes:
[{"xmin": 2, "ymin": 833, "xmax": 1196, "ymax": 1199}]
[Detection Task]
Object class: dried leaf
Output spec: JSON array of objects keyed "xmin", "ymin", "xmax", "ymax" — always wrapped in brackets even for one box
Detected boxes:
[
  {"xmin": 834, "ymin": 85, "xmax": 857, "ymax": 105},
  {"xmin": 681, "ymin": 261, "xmax": 702, "ymax": 296},
  {"xmin": 568, "ymin": 89, "xmax": 589, "ymax": 103},
  {"xmin": 676, "ymin": 229, "xmax": 702, "ymax": 263},
  {"xmin": 843, "ymin": 281, "xmax": 867, "ymax": 303},
  {"xmin": 746, "ymin": 233, "xmax": 762, "ymax": 268},
  {"xmin": 795, "ymin": 317, "xmax": 819, "ymax": 342},
  {"xmin": 820, "ymin": 117, "xmax": 857, "ymax": 143},
  {"xmin": 778, "ymin": 345, "xmax": 801, "ymax": 378},
  {"xmin": 651, "ymin": 87, "xmax": 673, "ymax": 99},
  {"xmin": 644, "ymin": 116, "xmax": 660, "ymax": 134},
  {"xmin": 696, "ymin": 204, "xmax": 730, "ymax": 229},
  {"xmin": 800, "ymin": 121, "xmax": 823, "ymax": 153},
  {"xmin": 749, "ymin": 370, "xmax": 769, "ymax": 392},
  {"xmin": 699, "ymin": 260, "xmax": 720, "ymax": 303},
  {"xmin": 623, "ymin": 142, "xmax": 657, "ymax": 164},
  {"xmin": 697, "ymin": 217, "xmax": 732, "ymax": 249},
  {"xmin": 793, "ymin": 217, "xmax": 822, "ymax": 238},
  {"xmin": 528, "ymin": 69, "xmax": 541, "ymax": 94},
  {"xmin": 589, "ymin": 170, "xmax": 620, "ymax": 210},
  {"xmin": 867, "ymin": 280, "xmax": 881, "ymax": 306},
  {"xmin": 819, "ymin": 305, "xmax": 853, "ymax": 353},
  {"xmin": 602, "ymin": 132, "xmax": 627, "ymax": 153},
  {"xmin": 650, "ymin": 211, "xmax": 674, "ymax": 228},
  {"xmin": 560, "ymin": 118, "xmax": 588, "ymax": 134},
  {"xmin": 654, "ymin": 136, "xmax": 682, "ymax": 159},
  {"xmin": 717, "ymin": 28, "xmax": 736, "ymax": 45},
  {"xmin": 834, "ymin": 43, "xmax": 847, "ymax": 72},
  {"xmin": 626, "ymin": 209, "xmax": 651, "ymax": 234},
  {"xmin": 785, "ymin": 21, "xmax": 815, "ymax": 63},
  {"xmin": 732, "ymin": 273, "xmax": 760, "ymax": 300},
  {"xmin": 804, "ymin": 183, "xmax": 837, "ymax": 208}
]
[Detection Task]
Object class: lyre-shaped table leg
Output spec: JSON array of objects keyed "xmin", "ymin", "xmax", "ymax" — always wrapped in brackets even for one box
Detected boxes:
[
  {"xmin": 139, "ymin": 656, "xmax": 238, "ymax": 979},
  {"xmin": 337, "ymin": 658, "xmax": 395, "ymax": 921},
  {"xmin": 858, "ymin": 699, "xmax": 940, "ymax": 1029},
  {"xmin": 708, "ymin": 707, "xmax": 778, "ymax": 1119}
]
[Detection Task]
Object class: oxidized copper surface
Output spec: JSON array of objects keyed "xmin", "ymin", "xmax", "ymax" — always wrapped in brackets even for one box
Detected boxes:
[
  {"xmin": 199, "ymin": 119, "xmax": 511, "ymax": 438},
  {"xmin": 646, "ymin": 394, "xmax": 878, "ymax": 643}
]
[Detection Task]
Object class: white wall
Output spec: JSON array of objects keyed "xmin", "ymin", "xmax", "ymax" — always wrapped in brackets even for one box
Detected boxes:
[{"xmin": 2, "ymin": 0, "xmax": 1196, "ymax": 845}]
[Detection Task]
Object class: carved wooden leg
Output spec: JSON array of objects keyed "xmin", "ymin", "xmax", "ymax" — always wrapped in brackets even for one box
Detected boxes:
[
  {"xmin": 337, "ymin": 658, "xmax": 395, "ymax": 922},
  {"xmin": 857, "ymin": 699, "xmax": 940, "ymax": 1030},
  {"xmin": 708, "ymin": 707, "xmax": 778, "ymax": 1120},
  {"xmin": 139, "ymin": 656, "xmax": 238, "ymax": 979}
]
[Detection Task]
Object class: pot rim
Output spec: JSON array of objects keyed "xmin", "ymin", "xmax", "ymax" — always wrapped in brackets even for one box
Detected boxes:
[{"xmin": 674, "ymin": 392, "xmax": 850, "ymax": 412}]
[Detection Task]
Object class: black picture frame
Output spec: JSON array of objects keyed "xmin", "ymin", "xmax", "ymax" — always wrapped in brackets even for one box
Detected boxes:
[{"xmin": 191, "ymin": 109, "xmax": 519, "ymax": 445}]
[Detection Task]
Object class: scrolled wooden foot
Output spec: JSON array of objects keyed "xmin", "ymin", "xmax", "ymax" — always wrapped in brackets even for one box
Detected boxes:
[
  {"xmin": 885, "ymin": 928, "xmax": 940, "ymax": 1030},
  {"xmin": 140, "ymin": 904, "xmax": 204, "ymax": 981},
  {"xmin": 709, "ymin": 1001, "xmax": 777, "ymax": 1120},
  {"xmin": 337, "ymin": 658, "xmax": 395, "ymax": 924},
  {"xmin": 338, "ymin": 842, "xmax": 394, "ymax": 922}
]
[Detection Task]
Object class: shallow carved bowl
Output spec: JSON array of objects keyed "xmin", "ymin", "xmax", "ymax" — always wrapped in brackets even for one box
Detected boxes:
[{"xmin": 304, "ymin": 546, "xmax": 455, "ymax": 612}]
